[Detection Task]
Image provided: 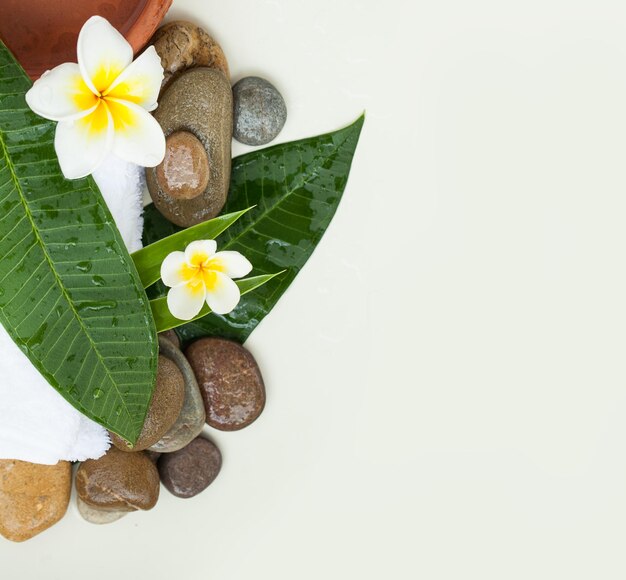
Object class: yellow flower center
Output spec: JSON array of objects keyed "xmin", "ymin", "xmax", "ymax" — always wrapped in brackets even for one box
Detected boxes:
[
  {"xmin": 71, "ymin": 63, "xmax": 146, "ymax": 136},
  {"xmin": 180, "ymin": 253, "xmax": 225, "ymax": 293}
]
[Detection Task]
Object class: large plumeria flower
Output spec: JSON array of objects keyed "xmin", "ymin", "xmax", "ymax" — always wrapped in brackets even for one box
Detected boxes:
[
  {"xmin": 25, "ymin": 16, "xmax": 165, "ymax": 179},
  {"xmin": 161, "ymin": 240, "xmax": 253, "ymax": 320}
]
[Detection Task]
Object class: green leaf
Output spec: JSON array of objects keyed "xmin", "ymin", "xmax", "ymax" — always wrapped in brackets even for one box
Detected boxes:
[
  {"xmin": 143, "ymin": 114, "xmax": 364, "ymax": 344},
  {"xmin": 132, "ymin": 208, "xmax": 251, "ymax": 289},
  {"xmin": 150, "ymin": 273, "xmax": 283, "ymax": 332},
  {"xmin": 0, "ymin": 41, "xmax": 157, "ymax": 444}
]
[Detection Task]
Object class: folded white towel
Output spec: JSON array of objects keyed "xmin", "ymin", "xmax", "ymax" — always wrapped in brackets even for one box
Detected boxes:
[{"xmin": 0, "ymin": 155, "xmax": 146, "ymax": 465}]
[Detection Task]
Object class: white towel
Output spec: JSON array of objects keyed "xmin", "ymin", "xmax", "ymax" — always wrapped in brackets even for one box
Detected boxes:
[{"xmin": 0, "ymin": 155, "xmax": 145, "ymax": 465}]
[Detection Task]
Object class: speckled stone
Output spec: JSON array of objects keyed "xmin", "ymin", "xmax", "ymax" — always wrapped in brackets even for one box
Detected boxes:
[
  {"xmin": 76, "ymin": 496, "xmax": 128, "ymax": 525},
  {"xmin": 110, "ymin": 355, "xmax": 185, "ymax": 451},
  {"xmin": 156, "ymin": 131, "xmax": 210, "ymax": 200},
  {"xmin": 152, "ymin": 21, "xmax": 229, "ymax": 90},
  {"xmin": 149, "ymin": 337, "xmax": 206, "ymax": 453},
  {"xmin": 233, "ymin": 76, "xmax": 287, "ymax": 146},
  {"xmin": 75, "ymin": 448, "xmax": 160, "ymax": 512},
  {"xmin": 185, "ymin": 337, "xmax": 266, "ymax": 431},
  {"xmin": 146, "ymin": 68, "xmax": 233, "ymax": 227},
  {"xmin": 158, "ymin": 437, "xmax": 222, "ymax": 498},
  {"xmin": 0, "ymin": 460, "xmax": 71, "ymax": 542}
]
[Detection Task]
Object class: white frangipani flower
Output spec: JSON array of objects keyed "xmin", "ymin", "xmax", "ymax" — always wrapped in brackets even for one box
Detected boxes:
[
  {"xmin": 161, "ymin": 240, "xmax": 253, "ymax": 321},
  {"xmin": 25, "ymin": 15, "xmax": 165, "ymax": 179}
]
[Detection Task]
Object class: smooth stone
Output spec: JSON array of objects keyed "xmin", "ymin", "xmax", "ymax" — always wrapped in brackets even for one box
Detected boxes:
[
  {"xmin": 155, "ymin": 131, "xmax": 210, "ymax": 200},
  {"xmin": 146, "ymin": 68, "xmax": 232, "ymax": 227},
  {"xmin": 75, "ymin": 448, "xmax": 160, "ymax": 512},
  {"xmin": 110, "ymin": 355, "xmax": 185, "ymax": 451},
  {"xmin": 233, "ymin": 76, "xmax": 287, "ymax": 146},
  {"xmin": 144, "ymin": 450, "xmax": 162, "ymax": 463},
  {"xmin": 76, "ymin": 496, "xmax": 128, "ymax": 525},
  {"xmin": 0, "ymin": 459, "xmax": 71, "ymax": 542},
  {"xmin": 149, "ymin": 337, "xmax": 206, "ymax": 453},
  {"xmin": 158, "ymin": 437, "xmax": 222, "ymax": 498},
  {"xmin": 152, "ymin": 21, "xmax": 230, "ymax": 90},
  {"xmin": 159, "ymin": 329, "xmax": 181, "ymax": 349},
  {"xmin": 185, "ymin": 338, "xmax": 265, "ymax": 431}
]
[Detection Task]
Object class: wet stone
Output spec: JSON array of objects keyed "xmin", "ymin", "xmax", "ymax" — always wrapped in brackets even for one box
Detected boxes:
[
  {"xmin": 149, "ymin": 337, "xmax": 206, "ymax": 453},
  {"xmin": 75, "ymin": 448, "xmax": 160, "ymax": 512},
  {"xmin": 158, "ymin": 437, "xmax": 222, "ymax": 498},
  {"xmin": 146, "ymin": 68, "xmax": 232, "ymax": 227},
  {"xmin": 156, "ymin": 131, "xmax": 210, "ymax": 200},
  {"xmin": 0, "ymin": 459, "xmax": 71, "ymax": 542},
  {"xmin": 185, "ymin": 337, "xmax": 266, "ymax": 431},
  {"xmin": 233, "ymin": 76, "xmax": 287, "ymax": 146},
  {"xmin": 110, "ymin": 355, "xmax": 185, "ymax": 451}
]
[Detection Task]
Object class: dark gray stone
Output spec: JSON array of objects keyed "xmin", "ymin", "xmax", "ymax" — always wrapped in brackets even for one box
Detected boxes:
[
  {"xmin": 158, "ymin": 437, "xmax": 222, "ymax": 498},
  {"xmin": 233, "ymin": 76, "xmax": 287, "ymax": 146}
]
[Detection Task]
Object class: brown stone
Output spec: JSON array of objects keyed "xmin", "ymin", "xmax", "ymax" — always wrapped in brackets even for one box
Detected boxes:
[
  {"xmin": 151, "ymin": 21, "xmax": 229, "ymax": 90},
  {"xmin": 185, "ymin": 338, "xmax": 266, "ymax": 431},
  {"xmin": 110, "ymin": 355, "xmax": 185, "ymax": 451},
  {"xmin": 75, "ymin": 448, "xmax": 160, "ymax": 512},
  {"xmin": 146, "ymin": 68, "xmax": 232, "ymax": 227},
  {"xmin": 159, "ymin": 329, "xmax": 181, "ymax": 349},
  {"xmin": 158, "ymin": 437, "xmax": 222, "ymax": 498},
  {"xmin": 155, "ymin": 131, "xmax": 210, "ymax": 201},
  {"xmin": 0, "ymin": 459, "xmax": 71, "ymax": 542},
  {"xmin": 149, "ymin": 336, "xmax": 206, "ymax": 453}
]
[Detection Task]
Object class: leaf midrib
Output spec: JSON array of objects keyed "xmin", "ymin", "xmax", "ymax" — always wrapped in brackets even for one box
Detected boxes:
[{"xmin": 0, "ymin": 120, "xmax": 134, "ymax": 429}]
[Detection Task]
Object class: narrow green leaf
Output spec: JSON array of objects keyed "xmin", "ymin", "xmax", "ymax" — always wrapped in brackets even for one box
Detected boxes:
[
  {"xmin": 132, "ymin": 208, "xmax": 252, "ymax": 289},
  {"xmin": 143, "ymin": 114, "xmax": 364, "ymax": 344},
  {"xmin": 0, "ymin": 41, "xmax": 157, "ymax": 444},
  {"xmin": 150, "ymin": 273, "xmax": 283, "ymax": 332}
]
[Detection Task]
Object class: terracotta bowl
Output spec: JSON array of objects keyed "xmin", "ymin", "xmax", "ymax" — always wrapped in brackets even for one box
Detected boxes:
[{"xmin": 0, "ymin": 0, "xmax": 172, "ymax": 79}]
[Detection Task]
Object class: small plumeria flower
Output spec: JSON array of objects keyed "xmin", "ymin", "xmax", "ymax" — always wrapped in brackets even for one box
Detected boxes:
[
  {"xmin": 25, "ymin": 15, "xmax": 165, "ymax": 179},
  {"xmin": 161, "ymin": 240, "xmax": 253, "ymax": 320}
]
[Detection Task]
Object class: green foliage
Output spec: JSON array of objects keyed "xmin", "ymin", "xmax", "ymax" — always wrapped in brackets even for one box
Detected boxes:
[
  {"xmin": 143, "ymin": 115, "xmax": 364, "ymax": 345},
  {"xmin": 0, "ymin": 40, "xmax": 157, "ymax": 444}
]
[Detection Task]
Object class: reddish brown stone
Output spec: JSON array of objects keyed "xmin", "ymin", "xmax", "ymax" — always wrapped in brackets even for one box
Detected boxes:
[
  {"xmin": 155, "ymin": 131, "xmax": 210, "ymax": 201},
  {"xmin": 185, "ymin": 338, "xmax": 265, "ymax": 431}
]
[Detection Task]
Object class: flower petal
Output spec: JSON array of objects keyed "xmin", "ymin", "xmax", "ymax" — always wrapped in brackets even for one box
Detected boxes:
[
  {"xmin": 54, "ymin": 101, "xmax": 113, "ymax": 179},
  {"xmin": 103, "ymin": 46, "xmax": 163, "ymax": 111},
  {"xmin": 209, "ymin": 251, "xmax": 253, "ymax": 279},
  {"xmin": 25, "ymin": 63, "xmax": 98, "ymax": 122},
  {"xmin": 107, "ymin": 99, "xmax": 165, "ymax": 167},
  {"xmin": 167, "ymin": 282, "xmax": 206, "ymax": 321},
  {"xmin": 205, "ymin": 272, "xmax": 242, "ymax": 315},
  {"xmin": 184, "ymin": 240, "xmax": 217, "ymax": 266},
  {"xmin": 160, "ymin": 251, "xmax": 187, "ymax": 288},
  {"xmin": 78, "ymin": 15, "xmax": 133, "ymax": 95}
]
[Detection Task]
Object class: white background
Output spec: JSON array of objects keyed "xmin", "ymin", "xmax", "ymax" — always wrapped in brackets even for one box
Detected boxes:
[{"xmin": 5, "ymin": 0, "xmax": 626, "ymax": 578}]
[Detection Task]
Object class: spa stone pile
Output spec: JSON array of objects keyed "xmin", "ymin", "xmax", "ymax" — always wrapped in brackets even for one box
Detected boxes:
[{"xmin": 0, "ymin": 20, "xmax": 286, "ymax": 542}]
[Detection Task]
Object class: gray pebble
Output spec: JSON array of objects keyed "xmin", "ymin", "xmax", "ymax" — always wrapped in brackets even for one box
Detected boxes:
[{"xmin": 233, "ymin": 76, "xmax": 287, "ymax": 146}]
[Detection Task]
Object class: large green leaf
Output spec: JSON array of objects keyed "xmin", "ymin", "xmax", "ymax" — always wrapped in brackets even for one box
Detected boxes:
[
  {"xmin": 143, "ymin": 115, "xmax": 364, "ymax": 345},
  {"xmin": 0, "ymin": 41, "xmax": 157, "ymax": 444}
]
